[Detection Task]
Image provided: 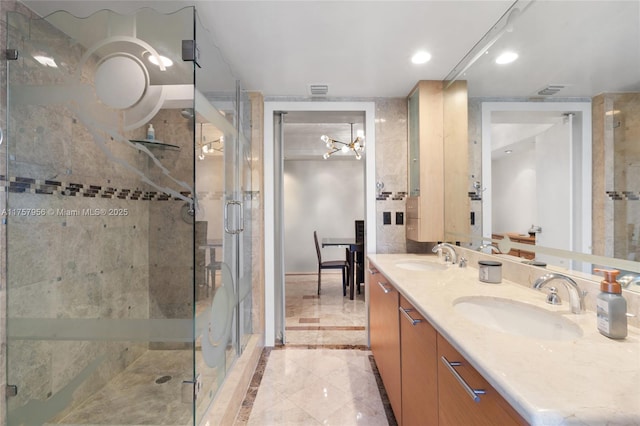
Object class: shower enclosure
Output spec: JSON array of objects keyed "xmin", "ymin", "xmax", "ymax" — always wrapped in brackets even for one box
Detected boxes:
[{"xmin": 4, "ymin": 5, "xmax": 253, "ymax": 425}]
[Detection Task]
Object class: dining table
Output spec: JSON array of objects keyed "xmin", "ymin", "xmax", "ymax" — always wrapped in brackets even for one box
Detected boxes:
[{"xmin": 321, "ymin": 237, "xmax": 363, "ymax": 300}]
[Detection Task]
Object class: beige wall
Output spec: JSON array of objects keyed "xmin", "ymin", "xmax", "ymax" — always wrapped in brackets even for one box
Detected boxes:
[
  {"xmin": 374, "ymin": 98, "xmax": 412, "ymax": 253},
  {"xmin": 249, "ymin": 92, "xmax": 265, "ymax": 339}
]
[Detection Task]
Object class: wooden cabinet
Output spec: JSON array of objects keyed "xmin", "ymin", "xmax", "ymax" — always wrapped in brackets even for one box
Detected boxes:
[
  {"xmin": 400, "ymin": 295, "xmax": 438, "ymax": 426},
  {"xmin": 437, "ymin": 334, "xmax": 527, "ymax": 426},
  {"xmin": 406, "ymin": 81, "xmax": 444, "ymax": 242},
  {"xmin": 443, "ymin": 80, "xmax": 470, "ymax": 240},
  {"xmin": 369, "ymin": 267, "xmax": 527, "ymax": 426},
  {"xmin": 406, "ymin": 80, "xmax": 469, "ymax": 242},
  {"xmin": 369, "ymin": 267, "xmax": 402, "ymax": 424}
]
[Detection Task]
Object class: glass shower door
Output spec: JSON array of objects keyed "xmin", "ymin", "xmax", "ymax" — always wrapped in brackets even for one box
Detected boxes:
[
  {"xmin": 192, "ymin": 13, "xmax": 254, "ymax": 423},
  {"xmin": 5, "ymin": 7, "xmax": 198, "ymax": 425}
]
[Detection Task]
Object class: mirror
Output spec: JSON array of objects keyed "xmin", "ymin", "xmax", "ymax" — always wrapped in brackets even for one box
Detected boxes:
[{"xmin": 443, "ymin": 0, "xmax": 640, "ymax": 291}]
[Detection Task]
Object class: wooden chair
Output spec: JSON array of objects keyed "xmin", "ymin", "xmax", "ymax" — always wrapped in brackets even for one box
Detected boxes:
[
  {"xmin": 354, "ymin": 220, "xmax": 365, "ymax": 294},
  {"xmin": 314, "ymin": 231, "xmax": 349, "ymax": 296}
]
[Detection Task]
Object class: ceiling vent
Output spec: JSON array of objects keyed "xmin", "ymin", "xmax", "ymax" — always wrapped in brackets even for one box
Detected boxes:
[
  {"xmin": 308, "ymin": 84, "xmax": 329, "ymax": 97},
  {"xmin": 537, "ymin": 84, "xmax": 567, "ymax": 96}
]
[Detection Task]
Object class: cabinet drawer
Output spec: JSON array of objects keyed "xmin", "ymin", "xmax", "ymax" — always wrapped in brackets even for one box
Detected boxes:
[
  {"xmin": 437, "ymin": 334, "xmax": 527, "ymax": 426},
  {"xmin": 400, "ymin": 296, "xmax": 438, "ymax": 426},
  {"xmin": 369, "ymin": 272, "xmax": 402, "ymax": 425}
]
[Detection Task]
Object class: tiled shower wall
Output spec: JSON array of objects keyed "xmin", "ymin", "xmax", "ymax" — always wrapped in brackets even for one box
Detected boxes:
[
  {"xmin": 0, "ymin": 4, "xmax": 265, "ymax": 425},
  {"xmin": 0, "ymin": 3, "xmax": 184, "ymax": 422},
  {"xmin": 593, "ymin": 93, "xmax": 640, "ymax": 262},
  {"xmin": 0, "ymin": 1, "xmax": 18, "ymax": 421},
  {"xmin": 146, "ymin": 109, "xmax": 194, "ymax": 350}
]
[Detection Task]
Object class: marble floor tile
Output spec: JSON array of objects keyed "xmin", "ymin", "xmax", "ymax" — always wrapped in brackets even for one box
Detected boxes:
[
  {"xmin": 236, "ymin": 348, "xmax": 395, "ymax": 426},
  {"xmin": 53, "ymin": 350, "xmax": 194, "ymax": 426},
  {"xmin": 284, "ymin": 273, "xmax": 366, "ymax": 346}
]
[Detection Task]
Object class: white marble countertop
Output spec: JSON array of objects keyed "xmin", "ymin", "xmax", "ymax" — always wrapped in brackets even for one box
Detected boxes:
[{"xmin": 368, "ymin": 253, "xmax": 640, "ymax": 426}]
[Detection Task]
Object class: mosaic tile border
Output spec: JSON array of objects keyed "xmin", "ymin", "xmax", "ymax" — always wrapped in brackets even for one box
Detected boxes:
[
  {"xmin": 1, "ymin": 176, "xmax": 260, "ymax": 202},
  {"xmin": 606, "ymin": 191, "xmax": 640, "ymax": 201},
  {"xmin": 234, "ymin": 347, "xmax": 272, "ymax": 425},
  {"xmin": 467, "ymin": 190, "xmax": 640, "ymax": 201},
  {"xmin": 368, "ymin": 354, "xmax": 398, "ymax": 426},
  {"xmin": 1, "ymin": 175, "xmax": 190, "ymax": 200},
  {"xmin": 468, "ymin": 191, "xmax": 482, "ymax": 201},
  {"xmin": 286, "ymin": 325, "xmax": 366, "ymax": 331},
  {"xmin": 277, "ymin": 344, "xmax": 368, "ymax": 350},
  {"xmin": 377, "ymin": 191, "xmax": 407, "ymax": 201}
]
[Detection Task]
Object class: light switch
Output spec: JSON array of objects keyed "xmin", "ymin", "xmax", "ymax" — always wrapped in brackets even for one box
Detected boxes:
[{"xmin": 383, "ymin": 212, "xmax": 391, "ymax": 225}]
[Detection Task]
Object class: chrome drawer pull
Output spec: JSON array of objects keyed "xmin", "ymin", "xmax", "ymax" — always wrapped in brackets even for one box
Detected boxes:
[
  {"xmin": 399, "ymin": 307, "xmax": 422, "ymax": 325},
  {"xmin": 377, "ymin": 281, "xmax": 391, "ymax": 294},
  {"xmin": 441, "ymin": 356, "xmax": 486, "ymax": 403},
  {"xmin": 368, "ymin": 268, "xmax": 378, "ymax": 275}
]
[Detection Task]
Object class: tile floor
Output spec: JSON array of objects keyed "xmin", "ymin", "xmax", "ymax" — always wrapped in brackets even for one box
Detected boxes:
[
  {"xmin": 284, "ymin": 273, "xmax": 367, "ymax": 347},
  {"xmin": 235, "ymin": 273, "xmax": 396, "ymax": 425}
]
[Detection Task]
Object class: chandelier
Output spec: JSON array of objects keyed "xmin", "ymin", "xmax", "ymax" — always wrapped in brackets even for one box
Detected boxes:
[
  {"xmin": 320, "ymin": 123, "xmax": 365, "ymax": 160},
  {"xmin": 197, "ymin": 123, "xmax": 224, "ymax": 160},
  {"xmin": 197, "ymin": 136, "xmax": 223, "ymax": 160}
]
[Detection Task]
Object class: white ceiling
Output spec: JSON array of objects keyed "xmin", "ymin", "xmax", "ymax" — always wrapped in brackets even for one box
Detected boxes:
[
  {"xmin": 491, "ymin": 111, "xmax": 565, "ymax": 160},
  {"xmin": 23, "ymin": 1, "xmax": 639, "ymax": 99},
  {"xmin": 462, "ymin": 0, "xmax": 640, "ymax": 98},
  {"xmin": 23, "ymin": 0, "xmax": 511, "ymax": 97},
  {"xmin": 21, "ymin": 0, "xmax": 640, "ymax": 140}
]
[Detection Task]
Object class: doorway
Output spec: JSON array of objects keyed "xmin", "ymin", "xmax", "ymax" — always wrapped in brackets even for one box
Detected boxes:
[
  {"xmin": 481, "ymin": 101, "xmax": 592, "ymax": 270},
  {"xmin": 282, "ymin": 112, "xmax": 367, "ymax": 345},
  {"xmin": 264, "ymin": 102, "xmax": 376, "ymax": 346}
]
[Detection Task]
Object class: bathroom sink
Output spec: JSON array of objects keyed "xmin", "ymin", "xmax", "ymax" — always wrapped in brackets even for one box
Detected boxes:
[
  {"xmin": 395, "ymin": 259, "xmax": 447, "ymax": 271},
  {"xmin": 453, "ymin": 296, "xmax": 583, "ymax": 341}
]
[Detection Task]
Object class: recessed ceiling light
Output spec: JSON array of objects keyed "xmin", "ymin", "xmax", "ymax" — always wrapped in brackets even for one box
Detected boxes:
[
  {"xmin": 33, "ymin": 55, "xmax": 57, "ymax": 68},
  {"xmin": 145, "ymin": 52, "xmax": 173, "ymax": 68},
  {"xmin": 505, "ymin": 149, "xmax": 513, "ymax": 154},
  {"xmin": 411, "ymin": 51, "xmax": 431, "ymax": 65},
  {"xmin": 495, "ymin": 51, "xmax": 518, "ymax": 65}
]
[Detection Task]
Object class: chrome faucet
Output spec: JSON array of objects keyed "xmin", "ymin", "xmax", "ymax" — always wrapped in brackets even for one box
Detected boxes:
[
  {"xmin": 532, "ymin": 273, "xmax": 585, "ymax": 314},
  {"xmin": 477, "ymin": 243, "xmax": 500, "ymax": 254},
  {"xmin": 432, "ymin": 243, "xmax": 458, "ymax": 264},
  {"xmin": 619, "ymin": 274, "xmax": 640, "ymax": 288}
]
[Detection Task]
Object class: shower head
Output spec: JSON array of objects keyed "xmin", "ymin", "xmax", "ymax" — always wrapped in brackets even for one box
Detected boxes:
[{"xmin": 180, "ymin": 108, "xmax": 194, "ymax": 119}]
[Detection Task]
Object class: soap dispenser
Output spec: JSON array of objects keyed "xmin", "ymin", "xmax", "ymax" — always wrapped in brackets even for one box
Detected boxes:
[
  {"xmin": 594, "ymin": 268, "xmax": 627, "ymax": 339},
  {"xmin": 146, "ymin": 124, "xmax": 155, "ymax": 140}
]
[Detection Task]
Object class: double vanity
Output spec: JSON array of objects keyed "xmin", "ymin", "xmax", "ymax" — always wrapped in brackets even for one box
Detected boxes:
[{"xmin": 368, "ymin": 251, "xmax": 640, "ymax": 425}]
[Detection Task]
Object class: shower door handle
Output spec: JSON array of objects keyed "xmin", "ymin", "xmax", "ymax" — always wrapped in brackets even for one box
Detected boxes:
[{"xmin": 224, "ymin": 200, "xmax": 244, "ymax": 234}]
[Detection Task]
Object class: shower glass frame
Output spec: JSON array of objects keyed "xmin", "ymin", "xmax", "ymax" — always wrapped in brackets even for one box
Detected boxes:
[{"xmin": 1, "ymin": 5, "xmax": 255, "ymax": 425}]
